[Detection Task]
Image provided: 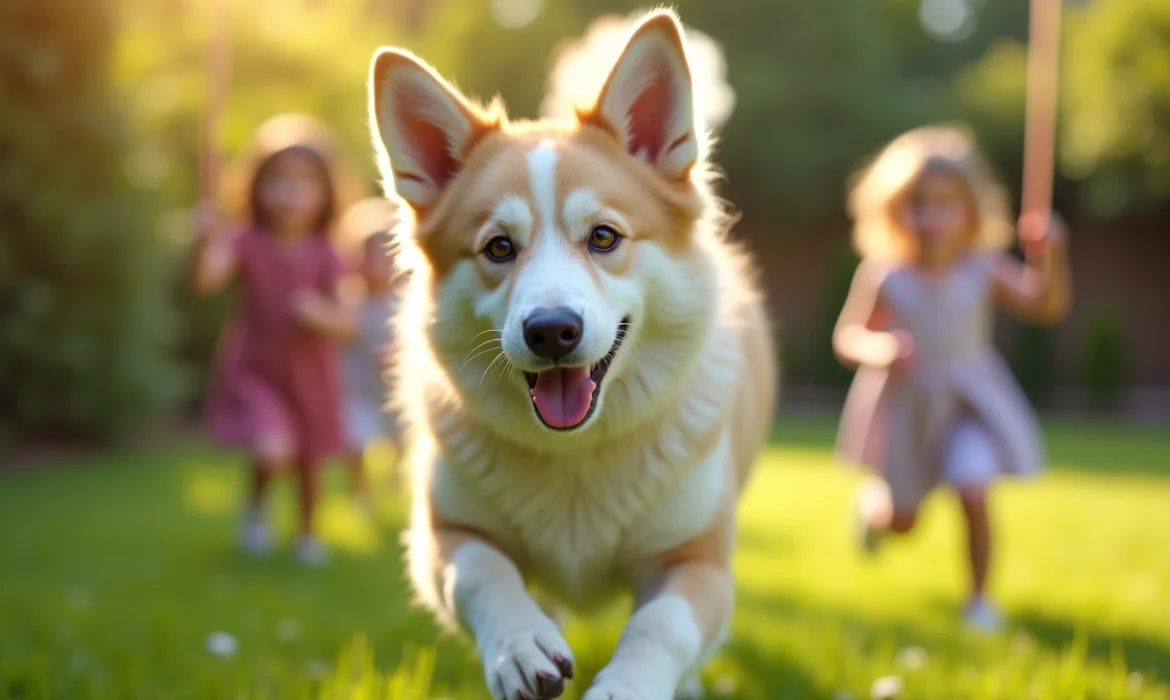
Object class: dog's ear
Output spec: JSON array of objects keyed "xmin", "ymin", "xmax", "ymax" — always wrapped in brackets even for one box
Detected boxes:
[
  {"xmin": 368, "ymin": 48, "xmax": 499, "ymax": 214},
  {"xmin": 583, "ymin": 10, "xmax": 697, "ymax": 182}
]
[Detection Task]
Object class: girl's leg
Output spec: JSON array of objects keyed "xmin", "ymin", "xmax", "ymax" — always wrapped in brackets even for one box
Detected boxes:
[
  {"xmin": 956, "ymin": 484, "xmax": 991, "ymax": 598},
  {"xmin": 855, "ymin": 475, "xmax": 918, "ymax": 553},
  {"xmin": 295, "ymin": 455, "xmax": 321, "ymax": 537},
  {"xmin": 294, "ymin": 455, "xmax": 329, "ymax": 566},
  {"xmin": 241, "ymin": 433, "xmax": 291, "ymax": 555},
  {"xmin": 348, "ymin": 447, "xmax": 369, "ymax": 498},
  {"xmin": 942, "ymin": 417, "xmax": 1002, "ymax": 630}
]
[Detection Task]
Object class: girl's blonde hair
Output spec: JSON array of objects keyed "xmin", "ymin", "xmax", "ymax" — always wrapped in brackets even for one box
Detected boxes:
[
  {"xmin": 846, "ymin": 123, "xmax": 1013, "ymax": 261},
  {"xmin": 218, "ymin": 113, "xmax": 367, "ymax": 237}
]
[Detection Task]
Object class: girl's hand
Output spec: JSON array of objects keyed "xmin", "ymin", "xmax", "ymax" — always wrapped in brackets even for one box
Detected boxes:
[
  {"xmin": 887, "ymin": 330, "xmax": 916, "ymax": 376},
  {"xmin": 293, "ymin": 289, "xmax": 360, "ymax": 340},
  {"xmin": 195, "ymin": 201, "xmax": 225, "ymax": 241},
  {"xmin": 292, "ymin": 289, "xmax": 329, "ymax": 325},
  {"xmin": 1018, "ymin": 210, "xmax": 1067, "ymax": 256}
]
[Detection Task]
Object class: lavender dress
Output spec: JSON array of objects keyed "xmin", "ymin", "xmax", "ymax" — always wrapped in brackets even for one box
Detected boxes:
[
  {"xmin": 205, "ymin": 228, "xmax": 344, "ymax": 463},
  {"xmin": 836, "ymin": 254, "xmax": 1044, "ymax": 510}
]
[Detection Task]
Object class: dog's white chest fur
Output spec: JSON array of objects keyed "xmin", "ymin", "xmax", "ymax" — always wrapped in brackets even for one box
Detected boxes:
[{"xmin": 430, "ymin": 428, "xmax": 729, "ymax": 607}]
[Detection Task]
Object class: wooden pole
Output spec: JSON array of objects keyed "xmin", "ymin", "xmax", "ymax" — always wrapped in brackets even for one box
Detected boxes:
[
  {"xmin": 199, "ymin": 0, "xmax": 230, "ymax": 208},
  {"xmin": 1020, "ymin": 0, "xmax": 1063, "ymax": 240}
]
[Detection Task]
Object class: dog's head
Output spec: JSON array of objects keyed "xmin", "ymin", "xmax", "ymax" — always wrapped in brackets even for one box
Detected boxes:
[{"xmin": 369, "ymin": 10, "xmax": 727, "ymax": 441}]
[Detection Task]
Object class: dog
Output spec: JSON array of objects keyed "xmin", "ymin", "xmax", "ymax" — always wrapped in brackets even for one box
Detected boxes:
[{"xmin": 367, "ymin": 9, "xmax": 776, "ymax": 700}]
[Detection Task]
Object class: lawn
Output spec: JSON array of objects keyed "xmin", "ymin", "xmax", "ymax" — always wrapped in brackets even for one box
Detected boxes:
[{"xmin": 1, "ymin": 416, "xmax": 1168, "ymax": 699}]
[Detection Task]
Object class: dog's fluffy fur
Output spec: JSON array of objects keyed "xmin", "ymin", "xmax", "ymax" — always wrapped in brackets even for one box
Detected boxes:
[{"xmin": 368, "ymin": 10, "xmax": 776, "ymax": 700}]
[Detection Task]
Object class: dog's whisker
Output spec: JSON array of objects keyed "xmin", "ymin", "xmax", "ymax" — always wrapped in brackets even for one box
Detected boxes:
[
  {"xmin": 467, "ymin": 328, "xmax": 504, "ymax": 344},
  {"xmin": 480, "ymin": 351, "xmax": 511, "ymax": 387},
  {"xmin": 457, "ymin": 342, "xmax": 503, "ymax": 376},
  {"xmin": 461, "ymin": 337, "xmax": 504, "ymax": 361}
]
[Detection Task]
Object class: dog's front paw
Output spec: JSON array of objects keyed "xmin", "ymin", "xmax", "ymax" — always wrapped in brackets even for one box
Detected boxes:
[
  {"xmin": 581, "ymin": 678, "xmax": 657, "ymax": 700},
  {"xmin": 481, "ymin": 621, "xmax": 575, "ymax": 700}
]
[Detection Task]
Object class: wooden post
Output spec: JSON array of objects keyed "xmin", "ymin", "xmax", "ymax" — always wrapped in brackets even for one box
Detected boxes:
[
  {"xmin": 199, "ymin": 0, "xmax": 231, "ymax": 207},
  {"xmin": 1020, "ymin": 0, "xmax": 1063, "ymax": 240}
]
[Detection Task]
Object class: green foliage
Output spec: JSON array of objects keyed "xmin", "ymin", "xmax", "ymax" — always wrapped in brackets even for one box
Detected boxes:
[
  {"xmin": 672, "ymin": 0, "xmax": 918, "ymax": 225},
  {"xmin": 814, "ymin": 247, "xmax": 862, "ymax": 389},
  {"xmin": 1062, "ymin": 0, "xmax": 1170, "ymax": 219},
  {"xmin": 0, "ymin": 0, "xmax": 184, "ymax": 441},
  {"xmin": 2, "ymin": 426, "xmax": 1170, "ymax": 698},
  {"xmin": 1008, "ymin": 322, "xmax": 1057, "ymax": 402},
  {"xmin": 949, "ymin": 38, "xmax": 1028, "ymax": 198},
  {"xmin": 1080, "ymin": 311, "xmax": 1129, "ymax": 406},
  {"xmin": 317, "ymin": 637, "xmax": 436, "ymax": 700}
]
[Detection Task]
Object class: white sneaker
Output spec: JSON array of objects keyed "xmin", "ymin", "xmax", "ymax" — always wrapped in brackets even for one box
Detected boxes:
[
  {"xmin": 295, "ymin": 535, "xmax": 330, "ymax": 567},
  {"xmin": 853, "ymin": 480, "xmax": 889, "ymax": 556},
  {"xmin": 963, "ymin": 598, "xmax": 1004, "ymax": 632},
  {"xmin": 238, "ymin": 506, "xmax": 273, "ymax": 556}
]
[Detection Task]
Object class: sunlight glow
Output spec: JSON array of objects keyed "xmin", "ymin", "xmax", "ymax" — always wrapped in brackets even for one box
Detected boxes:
[
  {"xmin": 184, "ymin": 467, "xmax": 235, "ymax": 514},
  {"xmin": 919, "ymin": 0, "xmax": 977, "ymax": 43},
  {"xmin": 491, "ymin": 0, "xmax": 542, "ymax": 29}
]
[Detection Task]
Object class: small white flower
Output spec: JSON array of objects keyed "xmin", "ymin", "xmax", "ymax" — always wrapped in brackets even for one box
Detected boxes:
[
  {"xmin": 870, "ymin": 675, "xmax": 903, "ymax": 700},
  {"xmin": 205, "ymin": 631, "xmax": 238, "ymax": 658},
  {"xmin": 895, "ymin": 646, "xmax": 929, "ymax": 670},
  {"xmin": 712, "ymin": 675, "xmax": 736, "ymax": 696},
  {"xmin": 306, "ymin": 659, "xmax": 331, "ymax": 680},
  {"xmin": 1128, "ymin": 672, "xmax": 1144, "ymax": 693},
  {"xmin": 275, "ymin": 618, "xmax": 301, "ymax": 643},
  {"xmin": 66, "ymin": 586, "xmax": 91, "ymax": 611}
]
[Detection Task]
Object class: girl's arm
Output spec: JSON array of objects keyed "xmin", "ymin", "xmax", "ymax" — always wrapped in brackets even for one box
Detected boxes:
[
  {"xmin": 991, "ymin": 212, "xmax": 1072, "ymax": 325},
  {"xmin": 293, "ymin": 287, "xmax": 359, "ymax": 341},
  {"xmin": 293, "ymin": 253, "xmax": 359, "ymax": 341},
  {"xmin": 832, "ymin": 261, "xmax": 912, "ymax": 370},
  {"xmin": 190, "ymin": 204, "xmax": 239, "ymax": 296}
]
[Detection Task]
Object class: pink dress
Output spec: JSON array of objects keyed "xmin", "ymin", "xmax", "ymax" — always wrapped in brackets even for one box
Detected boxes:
[
  {"xmin": 205, "ymin": 228, "xmax": 344, "ymax": 463},
  {"xmin": 836, "ymin": 254, "xmax": 1044, "ymax": 510}
]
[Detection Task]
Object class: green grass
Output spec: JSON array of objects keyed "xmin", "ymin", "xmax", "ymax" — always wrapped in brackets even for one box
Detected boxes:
[{"xmin": 1, "ymin": 417, "xmax": 1168, "ymax": 699}]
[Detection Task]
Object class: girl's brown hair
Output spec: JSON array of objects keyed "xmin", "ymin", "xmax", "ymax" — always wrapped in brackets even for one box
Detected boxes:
[
  {"xmin": 218, "ymin": 113, "xmax": 366, "ymax": 237},
  {"xmin": 846, "ymin": 123, "xmax": 1013, "ymax": 261}
]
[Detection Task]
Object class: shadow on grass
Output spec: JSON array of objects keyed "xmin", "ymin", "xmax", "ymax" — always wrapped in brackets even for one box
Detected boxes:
[
  {"xmin": 1010, "ymin": 608, "xmax": 1170, "ymax": 680},
  {"xmin": 729, "ymin": 585, "xmax": 1170, "ymax": 697}
]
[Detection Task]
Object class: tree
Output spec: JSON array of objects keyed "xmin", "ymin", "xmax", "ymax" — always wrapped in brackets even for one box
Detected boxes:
[
  {"xmin": 1061, "ymin": 0, "xmax": 1170, "ymax": 219},
  {"xmin": 0, "ymin": 0, "xmax": 184, "ymax": 443}
]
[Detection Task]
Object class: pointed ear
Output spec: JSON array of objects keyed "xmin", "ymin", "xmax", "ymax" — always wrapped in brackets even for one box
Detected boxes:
[
  {"xmin": 582, "ymin": 10, "xmax": 698, "ymax": 182},
  {"xmin": 368, "ymin": 48, "xmax": 499, "ymax": 213}
]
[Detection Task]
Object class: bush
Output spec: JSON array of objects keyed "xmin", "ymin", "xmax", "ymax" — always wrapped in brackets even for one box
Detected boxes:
[
  {"xmin": 812, "ymin": 246, "xmax": 862, "ymax": 390},
  {"xmin": 1008, "ymin": 322, "xmax": 1057, "ymax": 401},
  {"xmin": 0, "ymin": 0, "xmax": 184, "ymax": 442},
  {"xmin": 1079, "ymin": 312, "xmax": 1128, "ymax": 407}
]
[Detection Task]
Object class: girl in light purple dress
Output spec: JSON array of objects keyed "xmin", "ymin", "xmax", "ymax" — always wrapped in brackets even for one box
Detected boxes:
[
  {"xmin": 833, "ymin": 125, "xmax": 1072, "ymax": 630},
  {"xmin": 192, "ymin": 114, "xmax": 362, "ymax": 565}
]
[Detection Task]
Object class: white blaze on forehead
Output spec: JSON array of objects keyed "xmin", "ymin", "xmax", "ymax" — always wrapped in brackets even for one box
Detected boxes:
[{"xmin": 526, "ymin": 140, "xmax": 559, "ymax": 236}]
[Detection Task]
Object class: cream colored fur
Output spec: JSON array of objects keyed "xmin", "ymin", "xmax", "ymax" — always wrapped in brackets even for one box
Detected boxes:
[{"xmin": 368, "ymin": 9, "xmax": 776, "ymax": 700}]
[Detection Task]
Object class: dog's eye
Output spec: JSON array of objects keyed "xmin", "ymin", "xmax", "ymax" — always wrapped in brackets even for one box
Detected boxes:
[
  {"xmin": 588, "ymin": 225, "xmax": 622, "ymax": 253},
  {"xmin": 483, "ymin": 236, "xmax": 516, "ymax": 262}
]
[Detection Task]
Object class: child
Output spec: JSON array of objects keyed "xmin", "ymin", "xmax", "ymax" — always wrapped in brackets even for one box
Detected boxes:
[
  {"xmin": 833, "ymin": 124, "xmax": 1072, "ymax": 630},
  {"xmin": 192, "ymin": 114, "xmax": 362, "ymax": 566},
  {"xmin": 339, "ymin": 222, "xmax": 406, "ymax": 509}
]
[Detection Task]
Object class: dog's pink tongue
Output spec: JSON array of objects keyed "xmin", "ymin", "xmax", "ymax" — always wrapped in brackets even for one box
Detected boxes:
[{"xmin": 531, "ymin": 367, "xmax": 596, "ymax": 428}]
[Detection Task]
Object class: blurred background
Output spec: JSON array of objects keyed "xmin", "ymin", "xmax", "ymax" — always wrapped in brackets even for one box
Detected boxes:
[
  {"xmin": 2, "ymin": 0, "xmax": 1168, "ymax": 445},
  {"xmin": 1, "ymin": 0, "xmax": 1168, "ymax": 698}
]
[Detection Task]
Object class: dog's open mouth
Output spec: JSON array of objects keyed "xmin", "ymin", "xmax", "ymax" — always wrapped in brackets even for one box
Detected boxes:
[{"xmin": 523, "ymin": 318, "xmax": 629, "ymax": 431}]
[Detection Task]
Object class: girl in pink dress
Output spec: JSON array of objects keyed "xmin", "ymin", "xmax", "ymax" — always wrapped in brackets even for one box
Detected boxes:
[
  {"xmin": 192, "ymin": 115, "xmax": 361, "ymax": 565},
  {"xmin": 833, "ymin": 125, "xmax": 1072, "ymax": 630}
]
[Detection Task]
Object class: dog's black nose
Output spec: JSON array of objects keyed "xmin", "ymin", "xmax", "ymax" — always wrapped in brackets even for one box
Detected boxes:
[{"xmin": 524, "ymin": 307, "xmax": 583, "ymax": 360}]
